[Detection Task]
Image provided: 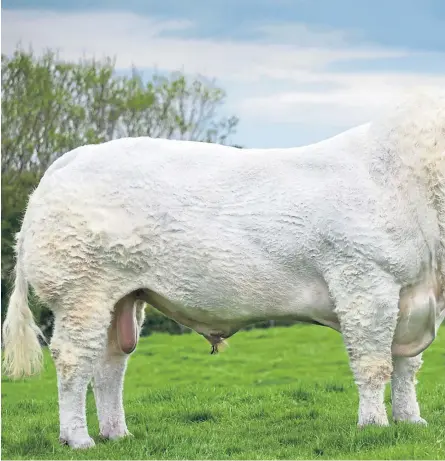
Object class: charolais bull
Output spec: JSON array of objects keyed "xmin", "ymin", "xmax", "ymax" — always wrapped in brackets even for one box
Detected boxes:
[{"xmin": 3, "ymin": 90, "xmax": 444, "ymax": 449}]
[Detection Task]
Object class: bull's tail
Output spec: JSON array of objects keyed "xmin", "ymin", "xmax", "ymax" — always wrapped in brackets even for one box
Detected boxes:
[{"xmin": 2, "ymin": 233, "xmax": 44, "ymax": 379}]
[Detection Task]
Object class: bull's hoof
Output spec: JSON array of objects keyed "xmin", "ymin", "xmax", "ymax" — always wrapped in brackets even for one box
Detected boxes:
[
  {"xmin": 59, "ymin": 436, "xmax": 95, "ymax": 449},
  {"xmin": 394, "ymin": 416, "xmax": 428, "ymax": 425},
  {"xmin": 100, "ymin": 427, "xmax": 133, "ymax": 440},
  {"xmin": 358, "ymin": 414, "xmax": 389, "ymax": 427}
]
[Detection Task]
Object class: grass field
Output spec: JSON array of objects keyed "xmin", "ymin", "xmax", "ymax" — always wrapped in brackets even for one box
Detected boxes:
[{"xmin": 2, "ymin": 325, "xmax": 445, "ymax": 460}]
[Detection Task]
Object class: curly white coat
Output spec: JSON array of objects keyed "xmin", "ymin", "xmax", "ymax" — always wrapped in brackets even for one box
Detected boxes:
[{"xmin": 3, "ymin": 89, "xmax": 445, "ymax": 449}]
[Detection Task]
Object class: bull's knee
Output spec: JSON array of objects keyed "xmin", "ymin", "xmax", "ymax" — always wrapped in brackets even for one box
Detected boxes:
[
  {"xmin": 393, "ymin": 354, "xmax": 422, "ymax": 376},
  {"xmin": 354, "ymin": 356, "xmax": 393, "ymax": 388}
]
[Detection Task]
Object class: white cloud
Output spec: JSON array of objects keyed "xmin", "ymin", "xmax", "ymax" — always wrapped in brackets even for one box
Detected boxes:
[
  {"xmin": 2, "ymin": 10, "xmax": 406, "ymax": 78},
  {"xmin": 255, "ymin": 23, "xmax": 357, "ymax": 47},
  {"xmin": 239, "ymin": 73, "xmax": 445, "ymax": 126},
  {"xmin": 2, "ymin": 9, "xmax": 445, "ymax": 145}
]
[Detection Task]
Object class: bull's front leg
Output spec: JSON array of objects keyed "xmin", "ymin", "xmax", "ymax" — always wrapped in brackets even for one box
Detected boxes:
[
  {"xmin": 391, "ymin": 354, "xmax": 427, "ymax": 424},
  {"xmin": 328, "ymin": 268, "xmax": 400, "ymax": 426}
]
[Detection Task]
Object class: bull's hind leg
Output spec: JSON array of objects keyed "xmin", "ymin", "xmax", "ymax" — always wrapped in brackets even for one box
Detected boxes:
[
  {"xmin": 328, "ymin": 269, "xmax": 400, "ymax": 426},
  {"xmin": 92, "ymin": 296, "xmax": 145, "ymax": 440},
  {"xmin": 50, "ymin": 295, "xmax": 112, "ymax": 449},
  {"xmin": 391, "ymin": 354, "xmax": 427, "ymax": 424}
]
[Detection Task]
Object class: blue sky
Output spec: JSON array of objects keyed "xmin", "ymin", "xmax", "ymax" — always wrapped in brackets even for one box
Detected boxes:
[{"xmin": 2, "ymin": 0, "xmax": 445, "ymax": 147}]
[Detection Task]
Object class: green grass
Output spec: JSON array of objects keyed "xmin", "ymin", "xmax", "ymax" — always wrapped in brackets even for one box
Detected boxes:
[{"xmin": 2, "ymin": 325, "xmax": 445, "ymax": 459}]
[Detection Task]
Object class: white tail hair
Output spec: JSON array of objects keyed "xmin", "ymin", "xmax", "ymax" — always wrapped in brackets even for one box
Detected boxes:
[{"xmin": 2, "ymin": 233, "xmax": 44, "ymax": 379}]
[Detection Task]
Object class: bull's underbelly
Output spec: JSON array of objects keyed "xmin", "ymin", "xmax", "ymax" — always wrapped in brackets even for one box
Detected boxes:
[{"xmin": 136, "ymin": 265, "xmax": 339, "ymax": 339}]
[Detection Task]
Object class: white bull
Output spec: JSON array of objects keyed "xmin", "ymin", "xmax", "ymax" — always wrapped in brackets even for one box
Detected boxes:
[{"xmin": 3, "ymin": 90, "xmax": 445, "ymax": 449}]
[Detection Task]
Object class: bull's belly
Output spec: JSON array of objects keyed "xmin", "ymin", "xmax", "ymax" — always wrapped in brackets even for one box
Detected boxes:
[{"xmin": 138, "ymin": 268, "xmax": 339, "ymax": 339}]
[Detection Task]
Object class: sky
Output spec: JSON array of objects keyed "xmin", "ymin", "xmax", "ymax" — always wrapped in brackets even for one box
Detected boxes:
[{"xmin": 2, "ymin": 0, "xmax": 445, "ymax": 148}]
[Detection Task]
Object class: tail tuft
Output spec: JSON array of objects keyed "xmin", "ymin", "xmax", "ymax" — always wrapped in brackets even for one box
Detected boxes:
[{"xmin": 2, "ymin": 239, "xmax": 44, "ymax": 379}]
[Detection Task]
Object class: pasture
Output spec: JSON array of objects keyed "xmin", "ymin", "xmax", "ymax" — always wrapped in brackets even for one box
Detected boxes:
[{"xmin": 2, "ymin": 325, "xmax": 444, "ymax": 460}]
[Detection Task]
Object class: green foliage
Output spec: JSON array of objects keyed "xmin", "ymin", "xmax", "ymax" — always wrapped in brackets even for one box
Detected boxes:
[
  {"xmin": 2, "ymin": 325, "xmax": 445, "ymax": 459},
  {"xmin": 1, "ymin": 170, "xmax": 41, "ymax": 322},
  {"xmin": 1, "ymin": 49, "xmax": 238, "ymax": 175},
  {"xmin": 1, "ymin": 48, "xmax": 239, "ymax": 333}
]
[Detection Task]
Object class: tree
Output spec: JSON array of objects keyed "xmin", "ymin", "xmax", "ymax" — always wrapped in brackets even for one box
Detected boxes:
[
  {"xmin": 1, "ymin": 48, "xmax": 239, "ymax": 333},
  {"xmin": 1, "ymin": 49, "xmax": 238, "ymax": 177}
]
